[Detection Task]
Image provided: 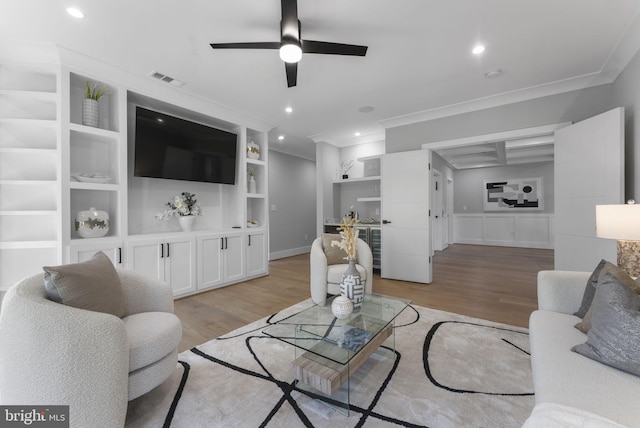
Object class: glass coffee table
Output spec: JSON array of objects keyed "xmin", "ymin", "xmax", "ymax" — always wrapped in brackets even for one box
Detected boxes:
[{"xmin": 263, "ymin": 293, "xmax": 411, "ymax": 414}]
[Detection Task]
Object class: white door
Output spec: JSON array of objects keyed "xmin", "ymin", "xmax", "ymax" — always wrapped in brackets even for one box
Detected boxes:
[
  {"xmin": 445, "ymin": 177, "xmax": 454, "ymax": 248},
  {"xmin": 246, "ymin": 232, "xmax": 267, "ymax": 277},
  {"xmin": 554, "ymin": 107, "xmax": 624, "ymax": 271},
  {"xmin": 381, "ymin": 149, "xmax": 431, "ymax": 283},
  {"xmin": 165, "ymin": 237, "xmax": 197, "ymax": 296},
  {"xmin": 223, "ymin": 234, "xmax": 245, "ymax": 283},
  {"xmin": 126, "ymin": 239, "xmax": 164, "ymax": 281},
  {"xmin": 432, "ymin": 170, "xmax": 443, "ymax": 252},
  {"xmin": 198, "ymin": 234, "xmax": 224, "ymax": 289}
]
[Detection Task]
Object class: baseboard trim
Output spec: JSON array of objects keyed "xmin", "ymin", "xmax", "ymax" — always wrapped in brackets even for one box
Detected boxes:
[{"xmin": 270, "ymin": 246, "xmax": 311, "ymax": 260}]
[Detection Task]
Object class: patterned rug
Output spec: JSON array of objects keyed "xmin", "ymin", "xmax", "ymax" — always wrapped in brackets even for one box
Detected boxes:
[{"xmin": 126, "ymin": 299, "xmax": 534, "ymax": 427}]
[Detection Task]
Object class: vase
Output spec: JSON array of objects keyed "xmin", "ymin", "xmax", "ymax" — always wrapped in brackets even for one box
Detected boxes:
[
  {"xmin": 178, "ymin": 215, "xmax": 196, "ymax": 232},
  {"xmin": 248, "ymin": 176, "xmax": 257, "ymax": 193},
  {"xmin": 331, "ymin": 295, "xmax": 353, "ymax": 319},
  {"xmin": 247, "ymin": 141, "xmax": 260, "ymax": 159},
  {"xmin": 339, "ymin": 259, "xmax": 364, "ymax": 311},
  {"xmin": 75, "ymin": 207, "xmax": 109, "ymax": 238},
  {"xmin": 82, "ymin": 98, "xmax": 99, "ymax": 127}
]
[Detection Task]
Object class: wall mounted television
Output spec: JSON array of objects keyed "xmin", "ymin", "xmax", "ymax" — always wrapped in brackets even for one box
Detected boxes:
[{"xmin": 134, "ymin": 106, "xmax": 238, "ymax": 185}]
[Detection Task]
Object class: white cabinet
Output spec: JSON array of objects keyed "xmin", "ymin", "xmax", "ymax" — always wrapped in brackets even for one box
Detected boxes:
[
  {"xmin": 69, "ymin": 240, "xmax": 124, "ymax": 267},
  {"xmin": 127, "ymin": 236, "xmax": 196, "ymax": 296},
  {"xmin": 197, "ymin": 232, "xmax": 245, "ymax": 290},
  {"xmin": 246, "ymin": 232, "xmax": 267, "ymax": 278}
]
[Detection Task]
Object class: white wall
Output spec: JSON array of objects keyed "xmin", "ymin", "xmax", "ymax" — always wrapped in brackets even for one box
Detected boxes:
[{"xmin": 268, "ymin": 150, "xmax": 317, "ymax": 259}]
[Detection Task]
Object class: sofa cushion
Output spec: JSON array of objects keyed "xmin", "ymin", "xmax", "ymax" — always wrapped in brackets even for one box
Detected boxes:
[
  {"xmin": 326, "ymin": 263, "xmax": 367, "ymax": 285},
  {"xmin": 574, "ymin": 259, "xmax": 607, "ymax": 318},
  {"xmin": 124, "ymin": 312, "xmax": 182, "ymax": 372},
  {"xmin": 572, "ymin": 271, "xmax": 640, "ymax": 377},
  {"xmin": 42, "ymin": 251, "xmax": 125, "ymax": 318},
  {"xmin": 529, "ymin": 309, "xmax": 640, "ymax": 427},
  {"xmin": 322, "ymin": 233, "xmax": 349, "ymax": 265},
  {"xmin": 575, "ymin": 264, "xmax": 640, "ymax": 333}
]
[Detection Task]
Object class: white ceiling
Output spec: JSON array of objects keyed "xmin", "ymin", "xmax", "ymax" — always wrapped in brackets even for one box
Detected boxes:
[{"xmin": 2, "ymin": 0, "xmax": 640, "ymax": 161}]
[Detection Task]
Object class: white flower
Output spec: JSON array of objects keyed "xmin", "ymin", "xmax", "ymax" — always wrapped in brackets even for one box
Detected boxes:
[{"xmin": 156, "ymin": 192, "xmax": 202, "ymax": 220}]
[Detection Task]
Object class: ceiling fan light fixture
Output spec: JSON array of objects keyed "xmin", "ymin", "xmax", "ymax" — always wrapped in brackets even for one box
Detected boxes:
[{"xmin": 279, "ymin": 42, "xmax": 302, "ymax": 63}]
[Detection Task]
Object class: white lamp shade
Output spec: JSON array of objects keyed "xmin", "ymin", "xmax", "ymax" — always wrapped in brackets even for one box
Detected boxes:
[
  {"xmin": 279, "ymin": 43, "xmax": 302, "ymax": 63},
  {"xmin": 596, "ymin": 204, "xmax": 640, "ymax": 240}
]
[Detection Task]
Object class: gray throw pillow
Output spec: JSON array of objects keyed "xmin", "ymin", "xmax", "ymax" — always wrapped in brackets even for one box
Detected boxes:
[
  {"xmin": 574, "ymin": 259, "xmax": 608, "ymax": 318},
  {"xmin": 43, "ymin": 251, "xmax": 125, "ymax": 318},
  {"xmin": 574, "ymin": 263, "xmax": 640, "ymax": 333},
  {"xmin": 572, "ymin": 271, "xmax": 640, "ymax": 377}
]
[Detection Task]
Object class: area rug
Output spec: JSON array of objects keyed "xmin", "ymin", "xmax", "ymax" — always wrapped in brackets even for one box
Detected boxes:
[{"xmin": 126, "ymin": 299, "xmax": 534, "ymax": 427}]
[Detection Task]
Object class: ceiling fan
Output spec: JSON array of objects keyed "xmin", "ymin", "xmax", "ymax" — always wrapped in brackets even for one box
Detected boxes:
[{"xmin": 209, "ymin": 0, "xmax": 368, "ymax": 87}]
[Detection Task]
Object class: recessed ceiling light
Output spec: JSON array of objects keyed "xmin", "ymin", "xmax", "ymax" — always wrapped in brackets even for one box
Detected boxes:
[
  {"xmin": 358, "ymin": 106, "xmax": 375, "ymax": 113},
  {"xmin": 355, "ymin": 132, "xmax": 361, "ymax": 137},
  {"xmin": 484, "ymin": 68, "xmax": 503, "ymax": 79},
  {"xmin": 285, "ymin": 106, "xmax": 293, "ymax": 113},
  {"xmin": 472, "ymin": 44, "xmax": 485, "ymax": 55},
  {"xmin": 66, "ymin": 7, "xmax": 85, "ymax": 18},
  {"xmin": 278, "ymin": 135, "xmax": 284, "ymax": 140}
]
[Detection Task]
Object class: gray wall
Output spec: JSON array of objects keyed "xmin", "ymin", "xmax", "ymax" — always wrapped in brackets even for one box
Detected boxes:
[
  {"xmin": 453, "ymin": 162, "xmax": 554, "ymax": 214},
  {"xmin": 268, "ymin": 150, "xmax": 317, "ymax": 259},
  {"xmin": 612, "ymin": 49, "xmax": 640, "ymax": 201},
  {"xmin": 385, "ymin": 84, "xmax": 614, "ymax": 152}
]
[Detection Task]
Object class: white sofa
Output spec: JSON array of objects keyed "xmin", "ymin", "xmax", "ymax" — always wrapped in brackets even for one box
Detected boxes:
[{"xmin": 526, "ymin": 270, "xmax": 640, "ymax": 427}]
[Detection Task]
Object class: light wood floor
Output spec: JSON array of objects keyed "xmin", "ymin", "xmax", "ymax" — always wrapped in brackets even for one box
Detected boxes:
[{"xmin": 174, "ymin": 244, "xmax": 553, "ymax": 352}]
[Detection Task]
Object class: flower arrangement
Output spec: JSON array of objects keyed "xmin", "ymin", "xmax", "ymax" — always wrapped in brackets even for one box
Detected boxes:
[
  {"xmin": 156, "ymin": 192, "xmax": 201, "ymax": 219},
  {"xmin": 340, "ymin": 160, "xmax": 354, "ymax": 176},
  {"xmin": 247, "ymin": 166, "xmax": 255, "ymax": 178},
  {"xmin": 331, "ymin": 216, "xmax": 360, "ymax": 261},
  {"xmin": 84, "ymin": 81, "xmax": 109, "ymax": 101}
]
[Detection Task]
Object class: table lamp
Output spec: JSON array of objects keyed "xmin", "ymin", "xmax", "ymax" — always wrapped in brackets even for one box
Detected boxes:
[{"xmin": 596, "ymin": 201, "xmax": 640, "ymax": 277}]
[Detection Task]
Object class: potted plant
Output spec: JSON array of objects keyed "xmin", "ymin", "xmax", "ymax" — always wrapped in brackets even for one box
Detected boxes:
[
  {"xmin": 82, "ymin": 81, "xmax": 109, "ymax": 128},
  {"xmin": 155, "ymin": 192, "xmax": 202, "ymax": 232}
]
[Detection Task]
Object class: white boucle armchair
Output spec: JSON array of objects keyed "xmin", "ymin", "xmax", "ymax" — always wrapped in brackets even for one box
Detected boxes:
[
  {"xmin": 0, "ymin": 270, "xmax": 182, "ymax": 428},
  {"xmin": 310, "ymin": 236, "xmax": 373, "ymax": 306}
]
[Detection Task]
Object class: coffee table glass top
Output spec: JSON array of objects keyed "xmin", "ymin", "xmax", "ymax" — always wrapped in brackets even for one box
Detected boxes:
[{"xmin": 263, "ymin": 294, "xmax": 411, "ymax": 365}]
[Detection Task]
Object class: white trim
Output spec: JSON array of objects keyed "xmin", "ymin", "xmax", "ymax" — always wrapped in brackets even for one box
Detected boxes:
[
  {"xmin": 422, "ymin": 123, "xmax": 571, "ymax": 151},
  {"xmin": 269, "ymin": 245, "xmax": 311, "ymax": 260},
  {"xmin": 380, "ymin": 75, "xmax": 610, "ymax": 130}
]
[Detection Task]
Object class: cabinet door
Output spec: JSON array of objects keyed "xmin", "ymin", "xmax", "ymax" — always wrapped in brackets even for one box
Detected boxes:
[
  {"xmin": 126, "ymin": 239, "xmax": 164, "ymax": 281},
  {"xmin": 69, "ymin": 242, "xmax": 124, "ymax": 268},
  {"xmin": 164, "ymin": 237, "xmax": 197, "ymax": 296},
  {"xmin": 246, "ymin": 232, "xmax": 267, "ymax": 277},
  {"xmin": 198, "ymin": 234, "xmax": 224, "ymax": 290},
  {"xmin": 224, "ymin": 235, "xmax": 245, "ymax": 283}
]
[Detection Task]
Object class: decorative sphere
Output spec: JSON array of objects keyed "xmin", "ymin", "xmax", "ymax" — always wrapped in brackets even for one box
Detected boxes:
[{"xmin": 331, "ymin": 296, "xmax": 353, "ymax": 319}]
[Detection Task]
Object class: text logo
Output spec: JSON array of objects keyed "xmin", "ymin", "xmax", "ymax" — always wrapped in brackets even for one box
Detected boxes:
[{"xmin": 0, "ymin": 406, "xmax": 68, "ymax": 428}]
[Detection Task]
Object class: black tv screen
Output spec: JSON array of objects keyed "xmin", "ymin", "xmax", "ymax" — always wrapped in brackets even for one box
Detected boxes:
[{"xmin": 134, "ymin": 106, "xmax": 237, "ymax": 184}]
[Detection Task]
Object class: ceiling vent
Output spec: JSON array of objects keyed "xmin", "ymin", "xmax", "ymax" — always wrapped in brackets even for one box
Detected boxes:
[{"xmin": 148, "ymin": 70, "xmax": 185, "ymax": 87}]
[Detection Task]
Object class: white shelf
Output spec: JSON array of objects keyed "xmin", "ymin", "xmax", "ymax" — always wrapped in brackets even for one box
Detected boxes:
[
  {"xmin": 0, "ymin": 118, "xmax": 57, "ymax": 127},
  {"xmin": 69, "ymin": 122, "xmax": 120, "ymax": 139},
  {"xmin": 0, "ymin": 179, "xmax": 56, "ymax": 185},
  {"xmin": 246, "ymin": 158, "xmax": 265, "ymax": 166},
  {"xmin": 0, "ymin": 147, "xmax": 56, "ymax": 155},
  {"xmin": 246, "ymin": 193, "xmax": 266, "ymax": 198},
  {"xmin": 69, "ymin": 182, "xmax": 120, "ymax": 191},
  {"xmin": 334, "ymin": 175, "xmax": 381, "ymax": 184},
  {"xmin": 0, "ymin": 241, "xmax": 58, "ymax": 250},
  {"xmin": 357, "ymin": 197, "xmax": 381, "ymax": 202},
  {"xmin": 0, "ymin": 210, "xmax": 57, "ymax": 216},
  {"xmin": 0, "ymin": 89, "xmax": 57, "ymax": 101}
]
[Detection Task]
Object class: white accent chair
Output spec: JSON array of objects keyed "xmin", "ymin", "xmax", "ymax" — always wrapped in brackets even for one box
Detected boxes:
[
  {"xmin": 0, "ymin": 270, "xmax": 182, "ymax": 428},
  {"xmin": 310, "ymin": 235, "xmax": 373, "ymax": 306}
]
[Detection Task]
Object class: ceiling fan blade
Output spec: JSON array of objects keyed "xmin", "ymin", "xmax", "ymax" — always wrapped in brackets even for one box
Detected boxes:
[
  {"xmin": 281, "ymin": 0, "xmax": 300, "ymax": 40},
  {"xmin": 210, "ymin": 42, "xmax": 280, "ymax": 50},
  {"xmin": 285, "ymin": 62, "xmax": 297, "ymax": 87},
  {"xmin": 302, "ymin": 40, "xmax": 368, "ymax": 56}
]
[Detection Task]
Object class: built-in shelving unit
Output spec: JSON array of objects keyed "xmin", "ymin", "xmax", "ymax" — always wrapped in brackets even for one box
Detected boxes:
[
  {"xmin": 1, "ymin": 46, "xmax": 270, "ymax": 298},
  {"xmin": 0, "ymin": 62, "xmax": 62, "ymax": 291}
]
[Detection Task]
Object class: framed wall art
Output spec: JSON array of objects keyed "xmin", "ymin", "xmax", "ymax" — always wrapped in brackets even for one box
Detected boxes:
[{"xmin": 483, "ymin": 177, "xmax": 543, "ymax": 211}]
